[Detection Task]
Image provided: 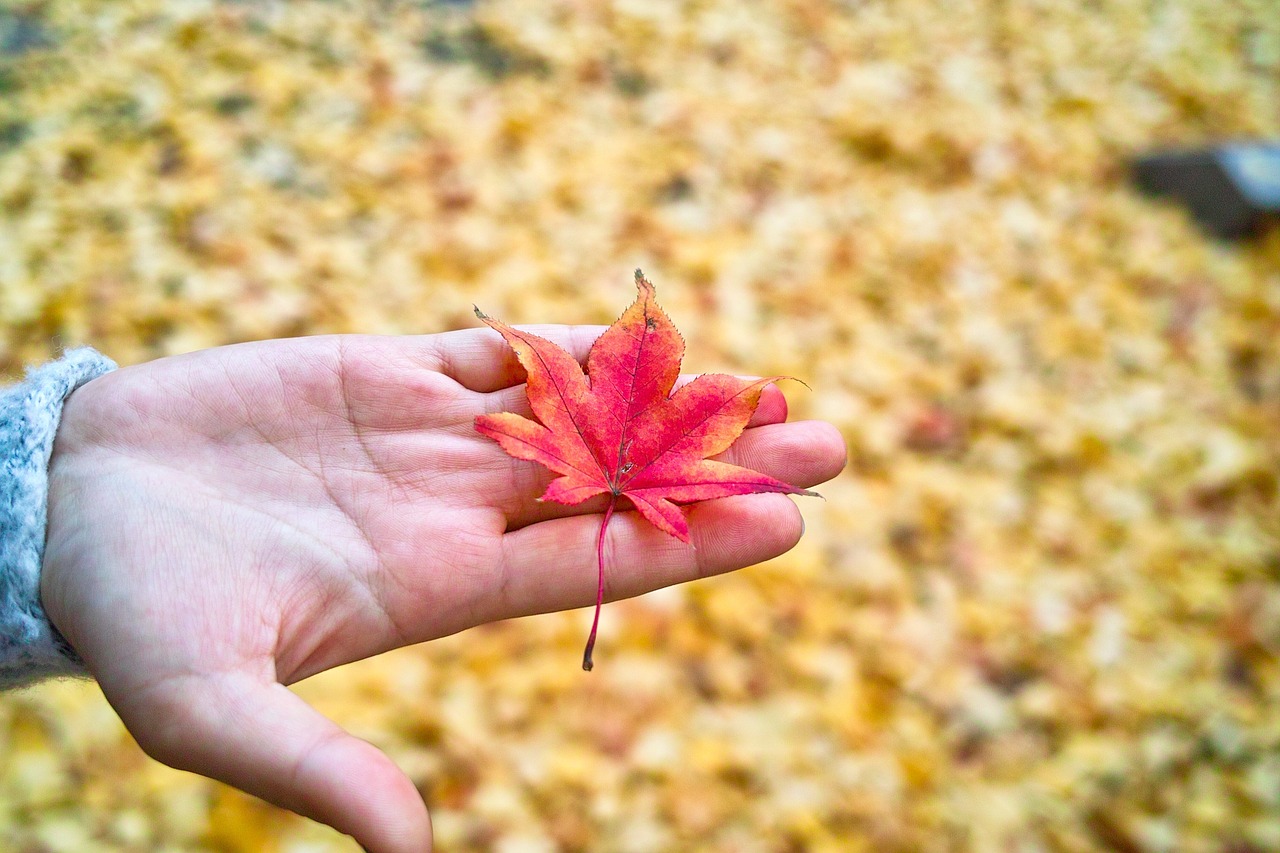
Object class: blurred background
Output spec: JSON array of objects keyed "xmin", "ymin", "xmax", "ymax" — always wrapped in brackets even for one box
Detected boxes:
[{"xmin": 2, "ymin": 0, "xmax": 1279, "ymax": 850}]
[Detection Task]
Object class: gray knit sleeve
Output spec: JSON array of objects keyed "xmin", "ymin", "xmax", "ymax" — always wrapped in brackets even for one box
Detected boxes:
[{"xmin": 1, "ymin": 347, "xmax": 117, "ymax": 689}]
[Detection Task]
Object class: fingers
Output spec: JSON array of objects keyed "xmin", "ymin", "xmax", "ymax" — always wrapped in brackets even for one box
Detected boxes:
[
  {"xmin": 297, "ymin": 329, "xmax": 606, "ymax": 433},
  {"xmin": 427, "ymin": 325, "xmax": 608, "ymax": 393},
  {"xmin": 499, "ymin": 419, "xmax": 844, "ymax": 529},
  {"xmin": 714, "ymin": 419, "xmax": 846, "ymax": 488},
  {"xmin": 482, "ymin": 374, "xmax": 790, "ymax": 427},
  {"xmin": 119, "ymin": 674, "xmax": 431, "ymax": 853},
  {"xmin": 487, "ymin": 492, "xmax": 804, "ymax": 626}
]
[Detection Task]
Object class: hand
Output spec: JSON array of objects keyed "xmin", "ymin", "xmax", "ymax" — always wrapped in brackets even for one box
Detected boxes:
[{"xmin": 40, "ymin": 330, "xmax": 846, "ymax": 852}]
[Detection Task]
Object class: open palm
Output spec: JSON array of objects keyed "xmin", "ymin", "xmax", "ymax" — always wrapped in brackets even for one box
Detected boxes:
[{"xmin": 39, "ymin": 329, "xmax": 846, "ymax": 852}]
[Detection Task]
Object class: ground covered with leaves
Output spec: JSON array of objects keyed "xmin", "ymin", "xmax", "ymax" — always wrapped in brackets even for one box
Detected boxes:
[{"xmin": 2, "ymin": 1, "xmax": 1279, "ymax": 850}]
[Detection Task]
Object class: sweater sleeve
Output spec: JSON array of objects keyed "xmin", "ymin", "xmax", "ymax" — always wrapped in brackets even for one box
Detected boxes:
[{"xmin": 0, "ymin": 347, "xmax": 117, "ymax": 689}]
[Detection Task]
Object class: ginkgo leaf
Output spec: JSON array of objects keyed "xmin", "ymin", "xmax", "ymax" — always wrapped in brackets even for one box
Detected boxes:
[{"xmin": 475, "ymin": 270, "xmax": 817, "ymax": 669}]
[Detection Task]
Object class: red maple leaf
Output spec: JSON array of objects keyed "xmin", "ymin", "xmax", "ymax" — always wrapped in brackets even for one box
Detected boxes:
[{"xmin": 475, "ymin": 270, "xmax": 817, "ymax": 669}]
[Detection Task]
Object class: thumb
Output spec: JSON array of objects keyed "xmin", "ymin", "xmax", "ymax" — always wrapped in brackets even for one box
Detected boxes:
[{"xmin": 115, "ymin": 672, "xmax": 432, "ymax": 853}]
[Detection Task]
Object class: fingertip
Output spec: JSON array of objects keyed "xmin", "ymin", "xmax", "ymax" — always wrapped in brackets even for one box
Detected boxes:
[
  {"xmin": 300, "ymin": 734, "xmax": 433, "ymax": 853},
  {"xmin": 713, "ymin": 420, "xmax": 846, "ymax": 492},
  {"xmin": 809, "ymin": 421, "xmax": 849, "ymax": 479},
  {"xmin": 118, "ymin": 677, "xmax": 433, "ymax": 853},
  {"xmin": 688, "ymin": 493, "xmax": 803, "ymax": 576},
  {"xmin": 752, "ymin": 383, "xmax": 789, "ymax": 426}
]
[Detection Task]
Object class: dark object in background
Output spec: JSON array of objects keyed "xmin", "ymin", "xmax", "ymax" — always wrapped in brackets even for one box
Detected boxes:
[
  {"xmin": 0, "ymin": 9, "xmax": 53, "ymax": 57},
  {"xmin": 1131, "ymin": 143, "xmax": 1280, "ymax": 240}
]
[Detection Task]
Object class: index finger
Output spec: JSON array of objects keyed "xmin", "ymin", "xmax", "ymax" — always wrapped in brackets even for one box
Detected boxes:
[{"xmin": 426, "ymin": 324, "xmax": 608, "ymax": 393}]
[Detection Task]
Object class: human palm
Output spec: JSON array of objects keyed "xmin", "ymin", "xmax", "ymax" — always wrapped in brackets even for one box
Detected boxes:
[{"xmin": 39, "ymin": 329, "xmax": 845, "ymax": 853}]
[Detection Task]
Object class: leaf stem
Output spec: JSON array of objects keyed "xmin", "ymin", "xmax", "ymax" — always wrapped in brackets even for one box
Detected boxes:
[{"xmin": 583, "ymin": 494, "xmax": 618, "ymax": 671}]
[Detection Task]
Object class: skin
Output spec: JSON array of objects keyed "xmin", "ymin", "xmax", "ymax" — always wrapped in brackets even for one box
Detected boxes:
[{"xmin": 39, "ymin": 327, "xmax": 847, "ymax": 853}]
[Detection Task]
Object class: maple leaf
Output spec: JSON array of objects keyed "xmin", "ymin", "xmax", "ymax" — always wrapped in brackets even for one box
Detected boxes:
[{"xmin": 475, "ymin": 270, "xmax": 817, "ymax": 670}]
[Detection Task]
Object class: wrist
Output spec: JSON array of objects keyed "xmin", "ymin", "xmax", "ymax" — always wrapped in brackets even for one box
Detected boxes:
[
  {"xmin": 0, "ymin": 347, "xmax": 114, "ymax": 687},
  {"xmin": 40, "ymin": 383, "xmax": 95, "ymax": 666}
]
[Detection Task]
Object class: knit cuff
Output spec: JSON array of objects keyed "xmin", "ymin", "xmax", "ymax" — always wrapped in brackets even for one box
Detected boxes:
[{"xmin": 0, "ymin": 347, "xmax": 117, "ymax": 689}]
